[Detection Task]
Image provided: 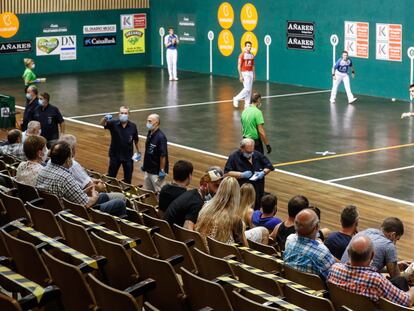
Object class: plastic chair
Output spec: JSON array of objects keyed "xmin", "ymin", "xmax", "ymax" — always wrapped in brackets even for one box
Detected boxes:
[
  {"xmin": 14, "ymin": 180, "xmax": 39, "ymax": 203},
  {"xmin": 247, "ymin": 238, "xmax": 280, "ymax": 256},
  {"xmin": 0, "ymin": 191, "xmax": 31, "ymax": 224},
  {"xmin": 152, "ymin": 232, "xmax": 197, "ymax": 273},
  {"xmin": 42, "ymin": 250, "xmax": 96, "ymax": 311},
  {"xmin": 284, "ymin": 284, "xmax": 335, "ymax": 311},
  {"xmin": 192, "ymin": 247, "xmax": 235, "ymax": 280},
  {"xmin": 38, "ymin": 190, "xmax": 64, "ymax": 214},
  {"xmin": 118, "ymin": 220, "xmax": 158, "ymax": 257},
  {"xmin": 283, "ymin": 264, "xmax": 326, "ymax": 290},
  {"xmin": 240, "ymin": 248, "xmax": 283, "ymax": 274},
  {"xmin": 207, "ymin": 236, "xmax": 243, "ymax": 261},
  {"xmin": 173, "ymin": 223, "xmax": 209, "ymax": 254},
  {"xmin": 131, "ymin": 249, "xmax": 187, "ymax": 311},
  {"xmin": 142, "ymin": 213, "xmax": 175, "ymax": 239},
  {"xmin": 62, "ymin": 197, "xmax": 90, "ymax": 220},
  {"xmin": 181, "ymin": 267, "xmax": 233, "ymax": 311},
  {"xmin": 57, "ymin": 214, "xmax": 98, "ymax": 257},
  {"xmin": 25, "ymin": 202, "xmax": 64, "ymax": 239},
  {"xmin": 89, "ymin": 209, "xmax": 121, "ymax": 233},
  {"xmin": 232, "ymin": 290, "xmax": 281, "ymax": 311},
  {"xmin": 327, "ymin": 282, "xmax": 376, "ymax": 311},
  {"xmin": 90, "ymin": 232, "xmax": 139, "ymax": 290},
  {"xmin": 379, "ymin": 298, "xmax": 414, "ymax": 311}
]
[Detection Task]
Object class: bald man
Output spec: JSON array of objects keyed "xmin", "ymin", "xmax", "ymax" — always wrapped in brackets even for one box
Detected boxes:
[
  {"xmin": 283, "ymin": 209, "xmax": 336, "ymax": 279},
  {"xmin": 328, "ymin": 235, "xmax": 414, "ymax": 306},
  {"xmin": 142, "ymin": 113, "xmax": 169, "ymax": 192}
]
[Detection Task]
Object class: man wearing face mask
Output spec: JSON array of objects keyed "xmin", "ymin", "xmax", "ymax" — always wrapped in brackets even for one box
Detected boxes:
[
  {"xmin": 224, "ymin": 138, "xmax": 273, "ymax": 209},
  {"xmin": 36, "ymin": 141, "xmax": 126, "ymax": 216},
  {"xmin": 100, "ymin": 106, "xmax": 140, "ymax": 184},
  {"xmin": 33, "ymin": 92, "xmax": 65, "ymax": 148},
  {"xmin": 22, "ymin": 85, "xmax": 39, "ymax": 132},
  {"xmin": 241, "ymin": 92, "xmax": 271, "ymax": 155},
  {"xmin": 164, "ymin": 168, "xmax": 223, "ymax": 230},
  {"xmin": 142, "ymin": 113, "xmax": 169, "ymax": 192}
]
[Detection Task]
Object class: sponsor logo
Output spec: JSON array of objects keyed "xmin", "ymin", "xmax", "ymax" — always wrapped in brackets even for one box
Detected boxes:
[
  {"xmin": 0, "ymin": 40, "xmax": 31, "ymax": 54},
  {"xmin": 83, "ymin": 24, "xmax": 116, "ymax": 34},
  {"xmin": 121, "ymin": 13, "xmax": 146, "ymax": 30},
  {"xmin": 43, "ymin": 24, "xmax": 68, "ymax": 33},
  {"xmin": 217, "ymin": 2, "xmax": 234, "ymax": 29},
  {"xmin": 83, "ymin": 35, "xmax": 116, "ymax": 47},
  {"xmin": 287, "ymin": 21, "xmax": 315, "ymax": 36},
  {"xmin": 287, "ymin": 36, "xmax": 314, "ymax": 50},
  {"xmin": 0, "ymin": 12, "xmax": 19, "ymax": 38}
]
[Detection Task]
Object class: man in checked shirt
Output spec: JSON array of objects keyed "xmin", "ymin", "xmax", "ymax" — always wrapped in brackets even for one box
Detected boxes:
[{"xmin": 328, "ymin": 235, "xmax": 414, "ymax": 307}]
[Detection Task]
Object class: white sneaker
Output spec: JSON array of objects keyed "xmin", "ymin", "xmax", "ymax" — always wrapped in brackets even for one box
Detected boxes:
[
  {"xmin": 330, "ymin": 100, "xmax": 335, "ymax": 104},
  {"xmin": 169, "ymin": 77, "xmax": 173, "ymax": 81},
  {"xmin": 233, "ymin": 98, "xmax": 239, "ymax": 108},
  {"xmin": 349, "ymin": 98, "xmax": 357, "ymax": 104},
  {"xmin": 173, "ymin": 77, "xmax": 179, "ymax": 81}
]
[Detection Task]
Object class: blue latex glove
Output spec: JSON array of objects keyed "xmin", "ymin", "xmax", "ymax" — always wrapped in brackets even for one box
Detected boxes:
[
  {"xmin": 159, "ymin": 170, "xmax": 166, "ymax": 180},
  {"xmin": 256, "ymin": 171, "xmax": 266, "ymax": 180},
  {"xmin": 104, "ymin": 114, "xmax": 113, "ymax": 121},
  {"xmin": 132, "ymin": 152, "xmax": 141, "ymax": 162},
  {"xmin": 240, "ymin": 170, "xmax": 253, "ymax": 179}
]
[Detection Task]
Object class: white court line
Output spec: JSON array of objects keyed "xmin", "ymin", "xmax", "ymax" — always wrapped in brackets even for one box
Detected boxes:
[
  {"xmin": 17, "ymin": 103, "xmax": 413, "ymax": 206},
  {"xmin": 327, "ymin": 165, "xmax": 414, "ymax": 183},
  {"xmin": 67, "ymin": 89, "xmax": 331, "ymax": 119}
]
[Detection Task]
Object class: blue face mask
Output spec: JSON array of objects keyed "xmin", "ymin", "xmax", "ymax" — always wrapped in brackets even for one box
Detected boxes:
[
  {"xmin": 119, "ymin": 114, "xmax": 128, "ymax": 123},
  {"xmin": 146, "ymin": 122, "xmax": 154, "ymax": 130},
  {"xmin": 26, "ymin": 93, "xmax": 32, "ymax": 100},
  {"xmin": 38, "ymin": 99, "xmax": 44, "ymax": 106},
  {"xmin": 243, "ymin": 152, "xmax": 253, "ymax": 159}
]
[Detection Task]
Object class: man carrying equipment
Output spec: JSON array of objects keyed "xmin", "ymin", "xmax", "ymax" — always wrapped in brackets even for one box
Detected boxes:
[{"xmin": 233, "ymin": 41, "xmax": 255, "ymax": 109}]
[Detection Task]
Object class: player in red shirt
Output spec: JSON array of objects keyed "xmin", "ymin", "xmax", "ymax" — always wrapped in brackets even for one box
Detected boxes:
[{"xmin": 233, "ymin": 41, "xmax": 255, "ymax": 109}]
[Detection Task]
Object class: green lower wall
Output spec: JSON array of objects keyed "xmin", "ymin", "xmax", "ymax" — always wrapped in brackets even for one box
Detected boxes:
[
  {"xmin": 0, "ymin": 9, "xmax": 150, "ymax": 78},
  {"xmin": 150, "ymin": 0, "xmax": 414, "ymax": 100}
]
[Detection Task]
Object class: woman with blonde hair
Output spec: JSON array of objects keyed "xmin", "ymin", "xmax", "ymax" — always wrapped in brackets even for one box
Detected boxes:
[
  {"xmin": 196, "ymin": 176, "xmax": 247, "ymax": 247},
  {"xmin": 239, "ymin": 183, "xmax": 269, "ymax": 244},
  {"xmin": 22, "ymin": 58, "xmax": 46, "ymax": 92}
]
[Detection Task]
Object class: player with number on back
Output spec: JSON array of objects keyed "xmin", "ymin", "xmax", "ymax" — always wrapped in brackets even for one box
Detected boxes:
[
  {"xmin": 233, "ymin": 41, "xmax": 255, "ymax": 109},
  {"xmin": 330, "ymin": 50, "xmax": 357, "ymax": 104}
]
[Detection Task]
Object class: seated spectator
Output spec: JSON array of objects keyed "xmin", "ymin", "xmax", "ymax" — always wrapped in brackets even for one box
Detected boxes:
[
  {"xmin": 284, "ymin": 209, "xmax": 336, "ymax": 279},
  {"xmin": 22, "ymin": 120, "xmax": 41, "ymax": 142},
  {"xmin": 0, "ymin": 129, "xmax": 26, "ymax": 160},
  {"xmin": 328, "ymin": 235, "xmax": 414, "ymax": 307},
  {"xmin": 309, "ymin": 205, "xmax": 331, "ymax": 242},
  {"xmin": 196, "ymin": 176, "xmax": 247, "ymax": 247},
  {"xmin": 60, "ymin": 134, "xmax": 125, "ymax": 202},
  {"xmin": 341, "ymin": 217, "xmax": 409, "ymax": 282},
  {"xmin": 251, "ymin": 193, "xmax": 282, "ymax": 232},
  {"xmin": 164, "ymin": 168, "xmax": 223, "ymax": 230},
  {"xmin": 36, "ymin": 141, "xmax": 126, "ymax": 216},
  {"xmin": 270, "ymin": 194, "xmax": 309, "ymax": 249},
  {"xmin": 158, "ymin": 160, "xmax": 193, "ymax": 216},
  {"xmin": 239, "ymin": 183, "xmax": 268, "ymax": 244},
  {"xmin": 15, "ymin": 135, "xmax": 47, "ymax": 186},
  {"xmin": 325, "ymin": 205, "xmax": 359, "ymax": 260}
]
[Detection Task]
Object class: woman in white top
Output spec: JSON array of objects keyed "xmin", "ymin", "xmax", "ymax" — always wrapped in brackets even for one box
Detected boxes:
[{"xmin": 15, "ymin": 135, "xmax": 47, "ymax": 186}]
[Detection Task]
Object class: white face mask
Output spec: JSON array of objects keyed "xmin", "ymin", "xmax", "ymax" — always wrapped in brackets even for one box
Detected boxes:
[{"xmin": 41, "ymin": 147, "xmax": 48, "ymax": 163}]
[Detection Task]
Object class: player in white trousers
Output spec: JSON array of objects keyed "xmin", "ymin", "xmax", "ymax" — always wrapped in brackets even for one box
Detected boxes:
[
  {"xmin": 164, "ymin": 27, "xmax": 179, "ymax": 81},
  {"xmin": 330, "ymin": 50, "xmax": 357, "ymax": 104},
  {"xmin": 233, "ymin": 41, "xmax": 255, "ymax": 109},
  {"xmin": 400, "ymin": 84, "xmax": 414, "ymax": 119}
]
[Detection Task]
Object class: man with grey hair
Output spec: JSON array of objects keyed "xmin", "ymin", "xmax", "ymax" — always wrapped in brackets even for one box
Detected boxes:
[
  {"xmin": 22, "ymin": 120, "xmax": 41, "ymax": 142},
  {"xmin": 328, "ymin": 235, "xmax": 414, "ymax": 306},
  {"xmin": 224, "ymin": 138, "xmax": 273, "ymax": 209},
  {"xmin": 100, "ymin": 106, "xmax": 140, "ymax": 184},
  {"xmin": 142, "ymin": 113, "xmax": 169, "ymax": 192},
  {"xmin": 0, "ymin": 129, "xmax": 26, "ymax": 160},
  {"xmin": 284, "ymin": 209, "xmax": 336, "ymax": 279}
]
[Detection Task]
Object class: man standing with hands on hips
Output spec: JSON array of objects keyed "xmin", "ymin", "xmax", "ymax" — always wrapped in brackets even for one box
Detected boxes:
[
  {"xmin": 165, "ymin": 27, "xmax": 179, "ymax": 81},
  {"xmin": 233, "ymin": 41, "xmax": 255, "ymax": 109},
  {"xmin": 100, "ymin": 106, "xmax": 140, "ymax": 184},
  {"xmin": 330, "ymin": 50, "xmax": 357, "ymax": 104},
  {"xmin": 142, "ymin": 114, "xmax": 169, "ymax": 192}
]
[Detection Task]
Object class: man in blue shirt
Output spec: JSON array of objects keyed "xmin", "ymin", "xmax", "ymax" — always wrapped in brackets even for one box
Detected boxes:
[
  {"xmin": 164, "ymin": 27, "xmax": 179, "ymax": 81},
  {"xmin": 100, "ymin": 106, "xmax": 140, "ymax": 184},
  {"xmin": 142, "ymin": 113, "xmax": 169, "ymax": 192},
  {"xmin": 32, "ymin": 92, "xmax": 65, "ymax": 148},
  {"xmin": 251, "ymin": 193, "xmax": 282, "ymax": 231},
  {"xmin": 224, "ymin": 138, "xmax": 273, "ymax": 209},
  {"xmin": 330, "ymin": 50, "xmax": 357, "ymax": 104}
]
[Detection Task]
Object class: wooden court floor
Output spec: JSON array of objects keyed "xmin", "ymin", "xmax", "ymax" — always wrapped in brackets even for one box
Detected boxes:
[{"xmin": 1, "ymin": 67, "xmax": 414, "ymax": 259}]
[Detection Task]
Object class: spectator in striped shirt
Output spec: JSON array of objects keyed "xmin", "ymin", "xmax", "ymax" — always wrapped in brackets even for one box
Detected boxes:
[{"xmin": 328, "ymin": 235, "xmax": 414, "ymax": 307}]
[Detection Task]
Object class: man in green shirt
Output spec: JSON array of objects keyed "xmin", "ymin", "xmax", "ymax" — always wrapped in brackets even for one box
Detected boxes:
[{"xmin": 241, "ymin": 92, "xmax": 272, "ymax": 154}]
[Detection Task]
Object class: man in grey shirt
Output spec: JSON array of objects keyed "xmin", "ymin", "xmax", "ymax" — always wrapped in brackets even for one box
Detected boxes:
[{"xmin": 341, "ymin": 217, "xmax": 412, "ymax": 288}]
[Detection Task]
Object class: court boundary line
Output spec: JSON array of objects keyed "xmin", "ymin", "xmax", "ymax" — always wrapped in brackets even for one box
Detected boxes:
[
  {"xmin": 66, "ymin": 89, "xmax": 331, "ymax": 120},
  {"xmin": 327, "ymin": 165, "xmax": 414, "ymax": 182}
]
